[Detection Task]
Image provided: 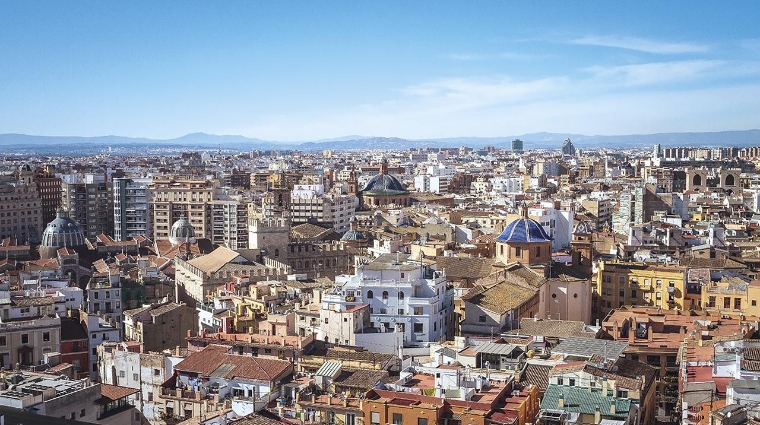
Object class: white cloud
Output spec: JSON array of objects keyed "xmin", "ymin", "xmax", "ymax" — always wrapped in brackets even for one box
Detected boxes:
[
  {"xmin": 582, "ymin": 60, "xmax": 726, "ymax": 86},
  {"xmin": 570, "ymin": 35, "xmax": 709, "ymax": 54}
]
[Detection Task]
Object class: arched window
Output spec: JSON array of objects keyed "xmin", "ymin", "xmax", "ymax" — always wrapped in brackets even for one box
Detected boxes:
[
  {"xmin": 693, "ymin": 174, "xmax": 702, "ymax": 186},
  {"xmin": 304, "ymin": 261, "xmax": 310, "ymax": 269},
  {"xmin": 382, "ymin": 291, "xmax": 389, "ymax": 300},
  {"xmin": 274, "ymin": 249, "xmax": 279, "ymax": 257},
  {"xmin": 398, "ymin": 291, "xmax": 405, "ymax": 300},
  {"xmin": 725, "ymin": 174, "xmax": 735, "ymax": 186},
  {"xmin": 367, "ymin": 290, "xmax": 374, "ymax": 299}
]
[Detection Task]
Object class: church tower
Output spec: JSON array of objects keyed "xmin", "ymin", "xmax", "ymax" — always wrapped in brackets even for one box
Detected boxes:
[{"xmin": 570, "ymin": 221, "xmax": 595, "ymax": 277}]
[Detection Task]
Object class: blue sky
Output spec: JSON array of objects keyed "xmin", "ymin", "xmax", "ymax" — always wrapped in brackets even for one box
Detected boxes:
[{"xmin": 1, "ymin": 1, "xmax": 759, "ymax": 141}]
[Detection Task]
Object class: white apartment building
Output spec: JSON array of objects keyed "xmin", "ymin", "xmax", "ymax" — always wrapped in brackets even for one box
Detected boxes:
[
  {"xmin": 322, "ymin": 254, "xmax": 454, "ymax": 347},
  {"xmin": 528, "ymin": 203, "xmax": 574, "ymax": 250},
  {"xmin": 86, "ymin": 273, "xmax": 122, "ymax": 330}
]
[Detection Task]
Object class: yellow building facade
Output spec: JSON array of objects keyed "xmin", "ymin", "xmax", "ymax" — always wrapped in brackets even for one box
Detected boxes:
[{"xmin": 596, "ymin": 261, "xmax": 686, "ymax": 320}]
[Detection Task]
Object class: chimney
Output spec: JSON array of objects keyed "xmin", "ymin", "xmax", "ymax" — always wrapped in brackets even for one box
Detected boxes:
[
  {"xmin": 327, "ymin": 394, "xmax": 332, "ymax": 406},
  {"xmin": 647, "ymin": 325, "xmax": 653, "ymax": 342},
  {"xmin": 609, "ymin": 399, "xmax": 615, "ymax": 415},
  {"xmin": 612, "ymin": 321, "xmax": 619, "ymax": 340},
  {"xmin": 594, "ymin": 406, "xmax": 601, "ymax": 424},
  {"xmin": 175, "ymin": 346, "xmax": 181, "ymax": 357},
  {"xmin": 680, "ymin": 326, "xmax": 686, "ymax": 340},
  {"xmin": 557, "ymin": 393, "xmax": 564, "ymax": 408}
]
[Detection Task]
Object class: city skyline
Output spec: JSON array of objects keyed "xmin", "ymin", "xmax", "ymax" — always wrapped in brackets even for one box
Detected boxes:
[{"xmin": 2, "ymin": 2, "xmax": 760, "ymax": 141}]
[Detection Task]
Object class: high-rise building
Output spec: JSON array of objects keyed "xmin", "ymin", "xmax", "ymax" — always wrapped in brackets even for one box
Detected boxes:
[
  {"xmin": 60, "ymin": 173, "xmax": 114, "ymax": 239},
  {"xmin": 113, "ymin": 177, "xmax": 152, "ymax": 241},
  {"xmin": 290, "ymin": 184, "xmax": 356, "ymax": 232},
  {"xmin": 34, "ymin": 165, "xmax": 62, "ymax": 225},
  {"xmin": 561, "ymin": 138, "xmax": 576, "ymax": 156},
  {"xmin": 211, "ymin": 194, "xmax": 249, "ymax": 250},
  {"xmin": 147, "ymin": 176, "xmax": 218, "ymax": 240},
  {"xmin": 511, "ymin": 138, "xmax": 524, "ymax": 154},
  {"xmin": 653, "ymin": 143, "xmax": 661, "ymax": 159},
  {"xmin": 0, "ymin": 168, "xmax": 43, "ymax": 244}
]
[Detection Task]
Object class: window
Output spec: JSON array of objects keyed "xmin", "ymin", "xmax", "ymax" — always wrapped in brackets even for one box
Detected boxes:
[
  {"xmin": 619, "ymin": 276, "xmax": 625, "ymax": 284},
  {"xmin": 154, "ymin": 369, "xmax": 161, "ymax": 376},
  {"xmin": 616, "ymin": 389, "xmax": 629, "ymax": 398},
  {"xmin": 382, "ymin": 291, "xmax": 388, "ymax": 300},
  {"xmin": 619, "ymin": 289, "xmax": 625, "ymax": 297},
  {"xmin": 398, "ymin": 309, "xmax": 404, "ymax": 315},
  {"xmin": 392, "ymin": 413, "xmax": 403, "ymax": 425},
  {"xmin": 93, "ymin": 348, "xmax": 97, "ymax": 355},
  {"xmin": 43, "ymin": 332, "xmax": 50, "ymax": 342},
  {"xmin": 631, "ymin": 290, "xmax": 637, "ymax": 299},
  {"xmin": 21, "ymin": 334, "xmax": 28, "ymax": 344},
  {"xmin": 414, "ymin": 307, "xmax": 424, "ymax": 315},
  {"xmin": 536, "ymin": 246, "xmax": 541, "ymax": 256},
  {"xmin": 398, "ymin": 291, "xmax": 404, "ymax": 300},
  {"xmin": 371, "ymin": 412, "xmax": 380, "ymax": 425},
  {"xmin": 400, "ymin": 273, "xmax": 405, "ymax": 279},
  {"xmin": 0, "ymin": 336, "xmax": 5, "ymax": 346},
  {"xmin": 479, "ymin": 315, "xmax": 487, "ymax": 323},
  {"xmin": 148, "ymin": 392, "xmax": 153, "ymax": 402},
  {"xmin": 515, "ymin": 247, "xmax": 521, "ymax": 257},
  {"xmin": 724, "ymin": 297, "xmax": 731, "ymax": 309},
  {"xmin": 92, "ymin": 334, "xmax": 97, "ymax": 339},
  {"xmin": 557, "ymin": 377, "xmax": 564, "ymax": 385},
  {"xmin": 414, "ymin": 323, "xmax": 424, "ymax": 333},
  {"xmin": 753, "ymin": 300, "xmax": 757, "ymax": 307},
  {"xmin": 418, "ymin": 419, "xmax": 428, "ymax": 425},
  {"xmin": 346, "ymin": 414, "xmax": 356, "ymax": 425},
  {"xmin": 367, "ymin": 290, "xmax": 373, "ymax": 299},
  {"xmin": 80, "ymin": 409, "xmax": 85, "ymax": 418},
  {"xmin": 569, "ymin": 378, "xmax": 575, "ymax": 386},
  {"xmin": 120, "ymin": 370, "xmax": 126, "ymax": 378}
]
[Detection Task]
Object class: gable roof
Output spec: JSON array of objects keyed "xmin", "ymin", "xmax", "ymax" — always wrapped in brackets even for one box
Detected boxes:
[
  {"xmin": 461, "ymin": 282, "xmax": 537, "ymax": 316},
  {"xmin": 186, "ymin": 246, "xmax": 243, "ymax": 274},
  {"xmin": 174, "ymin": 344, "xmax": 292, "ymax": 381}
]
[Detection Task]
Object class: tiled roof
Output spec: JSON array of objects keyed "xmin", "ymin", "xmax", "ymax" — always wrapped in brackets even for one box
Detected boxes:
[
  {"xmin": 186, "ymin": 246, "xmax": 243, "ymax": 273},
  {"xmin": 540, "ymin": 385, "xmax": 631, "ymax": 417},
  {"xmin": 517, "ymin": 319, "xmax": 597, "ymax": 339},
  {"xmin": 521, "ymin": 363, "xmax": 551, "ymax": 391},
  {"xmin": 174, "ymin": 344, "xmax": 292, "ymax": 381},
  {"xmin": 291, "ymin": 223, "xmax": 334, "ymax": 241},
  {"xmin": 229, "ymin": 412, "xmax": 290, "ymax": 425},
  {"xmin": 334, "ymin": 368, "xmax": 389, "ymax": 389},
  {"xmin": 461, "ymin": 282, "xmax": 537, "ymax": 316},
  {"xmin": 435, "ymin": 257, "xmax": 495, "ymax": 280},
  {"xmin": 99, "ymin": 384, "xmax": 138, "ymax": 402},
  {"xmin": 495, "ymin": 218, "xmax": 551, "ymax": 243},
  {"xmin": 60, "ymin": 317, "xmax": 88, "ymax": 341},
  {"xmin": 551, "ymin": 337, "xmax": 628, "ymax": 361}
]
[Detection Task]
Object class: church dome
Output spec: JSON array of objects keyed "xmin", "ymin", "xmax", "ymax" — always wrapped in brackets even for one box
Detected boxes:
[
  {"xmin": 41, "ymin": 208, "xmax": 86, "ymax": 248},
  {"xmin": 169, "ymin": 218, "xmax": 196, "ymax": 246},
  {"xmin": 573, "ymin": 221, "xmax": 594, "ymax": 235},
  {"xmin": 362, "ymin": 174, "xmax": 407, "ymax": 194},
  {"xmin": 495, "ymin": 218, "xmax": 551, "ymax": 243},
  {"xmin": 341, "ymin": 229, "xmax": 365, "ymax": 241}
]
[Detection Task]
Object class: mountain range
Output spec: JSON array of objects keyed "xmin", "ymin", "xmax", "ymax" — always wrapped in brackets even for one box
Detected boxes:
[{"xmin": 2, "ymin": 130, "xmax": 760, "ymax": 155}]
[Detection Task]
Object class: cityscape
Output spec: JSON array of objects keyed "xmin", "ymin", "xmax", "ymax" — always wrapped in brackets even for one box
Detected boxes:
[{"xmin": 2, "ymin": 3, "xmax": 760, "ymax": 425}]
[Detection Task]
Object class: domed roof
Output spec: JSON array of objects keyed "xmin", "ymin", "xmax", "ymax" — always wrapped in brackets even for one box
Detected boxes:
[
  {"xmin": 169, "ymin": 217, "xmax": 196, "ymax": 246},
  {"xmin": 41, "ymin": 208, "xmax": 86, "ymax": 248},
  {"xmin": 495, "ymin": 218, "xmax": 551, "ymax": 243},
  {"xmin": 573, "ymin": 221, "xmax": 594, "ymax": 235},
  {"xmin": 362, "ymin": 174, "xmax": 407, "ymax": 194},
  {"xmin": 341, "ymin": 229, "xmax": 365, "ymax": 241}
]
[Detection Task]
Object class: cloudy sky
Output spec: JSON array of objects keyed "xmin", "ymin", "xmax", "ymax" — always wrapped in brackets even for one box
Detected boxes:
[{"xmin": 1, "ymin": 1, "xmax": 759, "ymax": 141}]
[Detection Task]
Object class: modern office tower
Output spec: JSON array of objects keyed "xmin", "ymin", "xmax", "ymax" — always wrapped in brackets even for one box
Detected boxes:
[
  {"xmin": 511, "ymin": 138, "xmax": 524, "ymax": 154},
  {"xmin": 113, "ymin": 177, "xmax": 152, "ymax": 241},
  {"xmin": 148, "ymin": 176, "xmax": 218, "ymax": 240},
  {"xmin": 562, "ymin": 138, "xmax": 576, "ymax": 156},
  {"xmin": 59, "ymin": 173, "xmax": 114, "ymax": 239}
]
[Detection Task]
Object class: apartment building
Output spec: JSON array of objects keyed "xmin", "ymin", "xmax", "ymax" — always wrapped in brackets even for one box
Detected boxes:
[
  {"xmin": 113, "ymin": 177, "xmax": 152, "ymax": 241},
  {"xmin": 0, "ymin": 171, "xmax": 43, "ymax": 244},
  {"xmin": 148, "ymin": 176, "xmax": 218, "ymax": 240},
  {"xmin": 60, "ymin": 173, "xmax": 114, "ymax": 239},
  {"xmin": 290, "ymin": 184, "xmax": 356, "ymax": 232},
  {"xmin": 0, "ymin": 315, "xmax": 61, "ymax": 369}
]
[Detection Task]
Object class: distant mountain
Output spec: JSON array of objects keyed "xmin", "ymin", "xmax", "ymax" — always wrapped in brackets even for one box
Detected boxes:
[{"xmin": 1, "ymin": 129, "xmax": 759, "ymax": 154}]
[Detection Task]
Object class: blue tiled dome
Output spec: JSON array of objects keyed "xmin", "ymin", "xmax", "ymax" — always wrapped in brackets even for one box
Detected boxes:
[
  {"xmin": 362, "ymin": 174, "xmax": 407, "ymax": 194},
  {"xmin": 495, "ymin": 218, "xmax": 551, "ymax": 243}
]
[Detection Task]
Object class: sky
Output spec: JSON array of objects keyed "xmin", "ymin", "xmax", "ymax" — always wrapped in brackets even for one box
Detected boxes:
[{"xmin": 1, "ymin": 1, "xmax": 759, "ymax": 141}]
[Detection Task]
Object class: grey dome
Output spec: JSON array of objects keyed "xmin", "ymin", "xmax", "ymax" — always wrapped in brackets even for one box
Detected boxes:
[
  {"xmin": 169, "ymin": 218, "xmax": 196, "ymax": 245},
  {"xmin": 362, "ymin": 174, "xmax": 407, "ymax": 194},
  {"xmin": 41, "ymin": 208, "xmax": 86, "ymax": 248},
  {"xmin": 573, "ymin": 221, "xmax": 594, "ymax": 235},
  {"xmin": 341, "ymin": 230, "xmax": 365, "ymax": 241}
]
